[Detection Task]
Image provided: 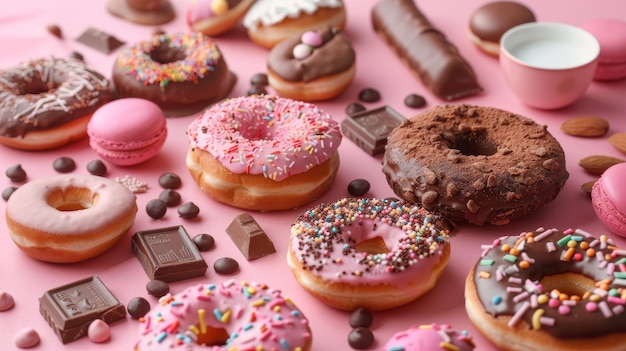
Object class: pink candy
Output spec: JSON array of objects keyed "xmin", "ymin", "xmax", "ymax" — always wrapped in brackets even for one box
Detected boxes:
[
  {"xmin": 293, "ymin": 43, "xmax": 313, "ymax": 59},
  {"xmin": 292, "ymin": 31, "xmax": 324, "ymax": 59},
  {"xmin": 14, "ymin": 328, "xmax": 40, "ymax": 348},
  {"xmin": 88, "ymin": 319, "xmax": 111, "ymax": 343}
]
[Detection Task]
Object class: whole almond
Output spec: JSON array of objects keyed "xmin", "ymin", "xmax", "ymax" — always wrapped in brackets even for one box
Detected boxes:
[
  {"xmin": 581, "ymin": 180, "xmax": 596, "ymax": 197},
  {"xmin": 609, "ymin": 132, "xmax": 626, "ymax": 154},
  {"xmin": 579, "ymin": 155, "xmax": 626, "ymax": 174},
  {"xmin": 561, "ymin": 116, "xmax": 609, "ymax": 137}
]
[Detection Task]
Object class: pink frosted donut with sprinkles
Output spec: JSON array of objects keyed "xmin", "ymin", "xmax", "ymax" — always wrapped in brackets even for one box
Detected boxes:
[
  {"xmin": 186, "ymin": 95, "xmax": 342, "ymax": 211},
  {"xmin": 380, "ymin": 323, "xmax": 475, "ymax": 351},
  {"xmin": 187, "ymin": 0, "xmax": 257, "ymax": 37},
  {"xmin": 112, "ymin": 32, "xmax": 234, "ymax": 116},
  {"xmin": 465, "ymin": 227, "xmax": 626, "ymax": 351},
  {"xmin": 134, "ymin": 279, "xmax": 312, "ymax": 351},
  {"xmin": 287, "ymin": 198, "xmax": 453, "ymax": 311}
]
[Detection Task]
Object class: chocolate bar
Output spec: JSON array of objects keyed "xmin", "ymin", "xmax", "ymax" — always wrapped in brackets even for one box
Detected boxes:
[
  {"xmin": 372, "ymin": 0, "xmax": 483, "ymax": 100},
  {"xmin": 131, "ymin": 225, "xmax": 208, "ymax": 282},
  {"xmin": 341, "ymin": 105, "xmax": 405, "ymax": 155},
  {"xmin": 226, "ymin": 213, "xmax": 276, "ymax": 260},
  {"xmin": 39, "ymin": 276, "xmax": 126, "ymax": 344},
  {"xmin": 76, "ymin": 27, "xmax": 124, "ymax": 54}
]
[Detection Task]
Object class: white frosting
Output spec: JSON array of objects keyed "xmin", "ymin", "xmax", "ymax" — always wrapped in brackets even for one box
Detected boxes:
[{"xmin": 243, "ymin": 0, "xmax": 343, "ymax": 28}]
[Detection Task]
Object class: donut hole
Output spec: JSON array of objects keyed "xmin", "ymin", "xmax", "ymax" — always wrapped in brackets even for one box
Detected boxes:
[
  {"xmin": 539, "ymin": 272, "xmax": 596, "ymax": 298},
  {"xmin": 46, "ymin": 187, "xmax": 97, "ymax": 211},
  {"xmin": 149, "ymin": 41, "xmax": 187, "ymax": 64},
  {"xmin": 18, "ymin": 78, "xmax": 55, "ymax": 95},
  {"xmin": 354, "ymin": 236, "xmax": 390, "ymax": 255},
  {"xmin": 195, "ymin": 324, "xmax": 229, "ymax": 346},
  {"xmin": 449, "ymin": 132, "xmax": 498, "ymax": 156}
]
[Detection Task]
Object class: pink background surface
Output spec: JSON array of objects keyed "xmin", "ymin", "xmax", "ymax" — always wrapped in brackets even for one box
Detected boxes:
[{"xmin": 1, "ymin": 0, "xmax": 626, "ymax": 350}]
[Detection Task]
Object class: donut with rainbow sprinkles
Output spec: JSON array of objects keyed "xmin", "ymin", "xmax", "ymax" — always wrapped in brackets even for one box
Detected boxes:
[{"xmin": 465, "ymin": 227, "xmax": 626, "ymax": 351}]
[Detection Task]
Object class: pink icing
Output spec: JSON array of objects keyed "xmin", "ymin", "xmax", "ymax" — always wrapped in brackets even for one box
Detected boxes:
[
  {"xmin": 379, "ymin": 324, "xmax": 475, "ymax": 351},
  {"xmin": 135, "ymin": 279, "xmax": 311, "ymax": 350},
  {"xmin": 187, "ymin": 95, "xmax": 342, "ymax": 182}
]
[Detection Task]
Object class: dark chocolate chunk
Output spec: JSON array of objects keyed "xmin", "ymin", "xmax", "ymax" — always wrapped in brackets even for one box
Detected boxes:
[
  {"xmin": 341, "ymin": 105, "xmax": 405, "ymax": 155},
  {"xmin": 348, "ymin": 327, "xmax": 374, "ymax": 349},
  {"xmin": 76, "ymin": 27, "xmax": 124, "ymax": 54},
  {"xmin": 358, "ymin": 88, "xmax": 381, "ymax": 103},
  {"xmin": 5, "ymin": 164, "xmax": 26, "ymax": 182},
  {"xmin": 146, "ymin": 199, "xmax": 167, "ymax": 219},
  {"xmin": 131, "ymin": 225, "xmax": 208, "ymax": 282},
  {"xmin": 158, "ymin": 189, "xmax": 181, "ymax": 207},
  {"xmin": 346, "ymin": 102, "xmax": 366, "ymax": 115},
  {"xmin": 348, "ymin": 179, "xmax": 371, "ymax": 197},
  {"xmin": 404, "ymin": 93, "xmax": 427, "ymax": 108},
  {"xmin": 53, "ymin": 157, "xmax": 76, "ymax": 173},
  {"xmin": 69, "ymin": 51, "xmax": 84, "ymax": 61},
  {"xmin": 213, "ymin": 257, "xmax": 239, "ymax": 275},
  {"xmin": 47, "ymin": 24, "xmax": 63, "ymax": 39},
  {"xmin": 38, "ymin": 276, "xmax": 126, "ymax": 344},
  {"xmin": 250, "ymin": 73, "xmax": 269, "ymax": 86},
  {"xmin": 193, "ymin": 233, "xmax": 215, "ymax": 251},
  {"xmin": 146, "ymin": 279, "xmax": 169, "ymax": 298},
  {"xmin": 226, "ymin": 213, "xmax": 276, "ymax": 260},
  {"xmin": 247, "ymin": 85, "xmax": 268, "ymax": 96},
  {"xmin": 178, "ymin": 202, "xmax": 199, "ymax": 218},
  {"xmin": 158, "ymin": 172, "xmax": 182, "ymax": 189},
  {"xmin": 127, "ymin": 297, "xmax": 150, "ymax": 319},
  {"xmin": 86, "ymin": 160, "xmax": 107, "ymax": 176},
  {"xmin": 2, "ymin": 186, "xmax": 17, "ymax": 201},
  {"xmin": 349, "ymin": 307, "xmax": 373, "ymax": 328}
]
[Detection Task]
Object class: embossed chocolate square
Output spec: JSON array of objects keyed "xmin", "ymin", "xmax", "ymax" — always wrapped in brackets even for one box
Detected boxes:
[
  {"xmin": 76, "ymin": 27, "xmax": 124, "ymax": 54},
  {"xmin": 131, "ymin": 225, "xmax": 208, "ymax": 282},
  {"xmin": 341, "ymin": 105, "xmax": 405, "ymax": 155},
  {"xmin": 39, "ymin": 275, "xmax": 126, "ymax": 344}
]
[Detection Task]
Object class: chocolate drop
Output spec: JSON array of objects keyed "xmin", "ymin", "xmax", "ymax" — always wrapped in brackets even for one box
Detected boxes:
[
  {"xmin": 346, "ymin": 102, "xmax": 366, "ymax": 115},
  {"xmin": 250, "ymin": 73, "xmax": 269, "ymax": 86},
  {"xmin": 178, "ymin": 202, "xmax": 200, "ymax": 218},
  {"xmin": 213, "ymin": 257, "xmax": 239, "ymax": 275},
  {"xmin": 127, "ymin": 297, "xmax": 150, "ymax": 319},
  {"xmin": 146, "ymin": 199, "xmax": 167, "ymax": 219},
  {"xmin": 158, "ymin": 188, "xmax": 181, "ymax": 207},
  {"xmin": 5, "ymin": 164, "xmax": 26, "ymax": 182},
  {"xmin": 193, "ymin": 233, "xmax": 215, "ymax": 251},
  {"xmin": 86, "ymin": 160, "xmax": 107, "ymax": 176},
  {"xmin": 146, "ymin": 279, "xmax": 169, "ymax": 297},
  {"xmin": 348, "ymin": 179, "xmax": 371, "ymax": 197},
  {"xmin": 404, "ymin": 93, "xmax": 426, "ymax": 108},
  {"xmin": 53, "ymin": 157, "xmax": 76, "ymax": 173},
  {"xmin": 349, "ymin": 307, "xmax": 373, "ymax": 328},
  {"xmin": 348, "ymin": 327, "xmax": 374, "ymax": 349},
  {"xmin": 358, "ymin": 88, "xmax": 381, "ymax": 102},
  {"xmin": 158, "ymin": 172, "xmax": 182, "ymax": 189},
  {"xmin": 2, "ymin": 186, "xmax": 17, "ymax": 201}
]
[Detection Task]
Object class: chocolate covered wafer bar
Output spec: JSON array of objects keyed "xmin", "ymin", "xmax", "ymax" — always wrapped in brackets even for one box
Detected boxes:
[
  {"xmin": 372, "ymin": 0, "xmax": 482, "ymax": 100},
  {"xmin": 226, "ymin": 213, "xmax": 276, "ymax": 260},
  {"xmin": 39, "ymin": 276, "xmax": 126, "ymax": 344}
]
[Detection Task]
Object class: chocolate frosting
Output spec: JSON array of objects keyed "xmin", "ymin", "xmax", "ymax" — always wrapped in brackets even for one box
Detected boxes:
[
  {"xmin": 371, "ymin": 0, "xmax": 482, "ymax": 100},
  {"xmin": 0, "ymin": 57, "xmax": 113, "ymax": 138},
  {"xmin": 469, "ymin": 1, "xmax": 536, "ymax": 43},
  {"xmin": 267, "ymin": 26, "xmax": 355, "ymax": 82},
  {"xmin": 472, "ymin": 229, "xmax": 626, "ymax": 338}
]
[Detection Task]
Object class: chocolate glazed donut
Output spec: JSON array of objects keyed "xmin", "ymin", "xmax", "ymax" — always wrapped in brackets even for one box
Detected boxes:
[{"xmin": 382, "ymin": 104, "xmax": 569, "ymax": 225}]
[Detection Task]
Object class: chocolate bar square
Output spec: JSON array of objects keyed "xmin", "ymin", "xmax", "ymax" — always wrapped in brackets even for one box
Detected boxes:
[
  {"xmin": 131, "ymin": 225, "xmax": 208, "ymax": 282},
  {"xmin": 39, "ymin": 275, "xmax": 126, "ymax": 344},
  {"xmin": 76, "ymin": 27, "xmax": 124, "ymax": 54},
  {"xmin": 341, "ymin": 105, "xmax": 405, "ymax": 155},
  {"xmin": 226, "ymin": 213, "xmax": 276, "ymax": 260}
]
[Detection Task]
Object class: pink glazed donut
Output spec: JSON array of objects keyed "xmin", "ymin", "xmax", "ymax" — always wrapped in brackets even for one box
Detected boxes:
[
  {"xmin": 186, "ymin": 95, "xmax": 342, "ymax": 211},
  {"xmin": 134, "ymin": 279, "xmax": 312, "ymax": 351},
  {"xmin": 287, "ymin": 198, "xmax": 453, "ymax": 311},
  {"xmin": 380, "ymin": 323, "xmax": 475, "ymax": 351}
]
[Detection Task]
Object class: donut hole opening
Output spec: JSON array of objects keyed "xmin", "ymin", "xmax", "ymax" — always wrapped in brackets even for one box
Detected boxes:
[
  {"xmin": 46, "ymin": 187, "xmax": 98, "ymax": 211},
  {"xmin": 539, "ymin": 272, "xmax": 596, "ymax": 299},
  {"xmin": 354, "ymin": 236, "xmax": 390, "ymax": 255},
  {"xmin": 149, "ymin": 41, "xmax": 187, "ymax": 64},
  {"xmin": 195, "ymin": 324, "xmax": 229, "ymax": 346},
  {"xmin": 452, "ymin": 134, "xmax": 497, "ymax": 156},
  {"xmin": 19, "ymin": 78, "xmax": 55, "ymax": 95}
]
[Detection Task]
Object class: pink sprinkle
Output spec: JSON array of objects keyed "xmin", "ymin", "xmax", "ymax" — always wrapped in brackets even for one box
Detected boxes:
[
  {"xmin": 507, "ymin": 301, "xmax": 530, "ymax": 327},
  {"xmin": 608, "ymin": 296, "xmax": 625, "ymax": 305},
  {"xmin": 599, "ymin": 301, "xmax": 613, "ymax": 318},
  {"xmin": 558, "ymin": 305, "xmax": 570, "ymax": 315},
  {"xmin": 586, "ymin": 302, "xmax": 597, "ymax": 312},
  {"xmin": 548, "ymin": 298, "xmax": 560, "ymax": 308},
  {"xmin": 540, "ymin": 316, "xmax": 555, "ymax": 326},
  {"xmin": 546, "ymin": 242, "xmax": 556, "ymax": 252}
]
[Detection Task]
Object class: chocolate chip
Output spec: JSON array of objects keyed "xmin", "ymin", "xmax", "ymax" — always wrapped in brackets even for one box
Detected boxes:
[
  {"xmin": 153, "ymin": 29, "xmax": 165, "ymax": 36},
  {"xmin": 146, "ymin": 199, "xmax": 167, "ymax": 219},
  {"xmin": 250, "ymin": 73, "xmax": 269, "ymax": 86},
  {"xmin": 348, "ymin": 327, "xmax": 374, "ymax": 349},
  {"xmin": 158, "ymin": 172, "xmax": 182, "ymax": 189},
  {"xmin": 69, "ymin": 51, "xmax": 84, "ymax": 61},
  {"xmin": 158, "ymin": 189, "xmax": 181, "ymax": 207},
  {"xmin": 348, "ymin": 179, "xmax": 370, "ymax": 197},
  {"xmin": 46, "ymin": 24, "xmax": 63, "ymax": 39},
  {"xmin": 404, "ymin": 93, "xmax": 426, "ymax": 108},
  {"xmin": 86, "ymin": 160, "xmax": 107, "ymax": 176},
  {"xmin": 127, "ymin": 297, "xmax": 150, "ymax": 319},
  {"xmin": 178, "ymin": 202, "xmax": 199, "ymax": 218},
  {"xmin": 2, "ymin": 186, "xmax": 17, "ymax": 201},
  {"xmin": 53, "ymin": 157, "xmax": 76, "ymax": 173},
  {"xmin": 346, "ymin": 102, "xmax": 366, "ymax": 115},
  {"xmin": 349, "ymin": 307, "xmax": 373, "ymax": 328},
  {"xmin": 193, "ymin": 233, "xmax": 215, "ymax": 251},
  {"xmin": 5, "ymin": 164, "xmax": 26, "ymax": 182},
  {"xmin": 213, "ymin": 257, "xmax": 239, "ymax": 275},
  {"xmin": 146, "ymin": 279, "xmax": 169, "ymax": 298},
  {"xmin": 247, "ymin": 85, "xmax": 268, "ymax": 96},
  {"xmin": 358, "ymin": 88, "xmax": 380, "ymax": 103}
]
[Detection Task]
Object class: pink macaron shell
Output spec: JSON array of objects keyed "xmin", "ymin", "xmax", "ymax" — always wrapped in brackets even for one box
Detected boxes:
[
  {"xmin": 591, "ymin": 162, "xmax": 626, "ymax": 237},
  {"xmin": 89, "ymin": 131, "xmax": 166, "ymax": 166},
  {"xmin": 580, "ymin": 18, "xmax": 626, "ymax": 80}
]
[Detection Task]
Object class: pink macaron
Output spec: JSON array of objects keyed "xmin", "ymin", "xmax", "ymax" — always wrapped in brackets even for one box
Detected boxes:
[
  {"xmin": 592, "ymin": 162, "xmax": 626, "ymax": 237},
  {"xmin": 580, "ymin": 18, "xmax": 626, "ymax": 81},
  {"xmin": 87, "ymin": 98, "xmax": 167, "ymax": 166}
]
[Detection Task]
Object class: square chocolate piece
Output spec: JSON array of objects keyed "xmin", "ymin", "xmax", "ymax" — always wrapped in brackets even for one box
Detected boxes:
[
  {"xmin": 131, "ymin": 225, "xmax": 208, "ymax": 282},
  {"xmin": 341, "ymin": 105, "xmax": 405, "ymax": 155},
  {"xmin": 76, "ymin": 27, "xmax": 124, "ymax": 54},
  {"xmin": 39, "ymin": 275, "xmax": 126, "ymax": 344},
  {"xmin": 226, "ymin": 213, "xmax": 276, "ymax": 260}
]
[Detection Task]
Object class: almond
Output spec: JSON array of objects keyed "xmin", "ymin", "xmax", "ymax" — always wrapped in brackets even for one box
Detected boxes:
[
  {"xmin": 581, "ymin": 180, "xmax": 596, "ymax": 197},
  {"xmin": 609, "ymin": 132, "xmax": 626, "ymax": 155},
  {"xmin": 561, "ymin": 116, "xmax": 609, "ymax": 137},
  {"xmin": 578, "ymin": 155, "xmax": 626, "ymax": 174}
]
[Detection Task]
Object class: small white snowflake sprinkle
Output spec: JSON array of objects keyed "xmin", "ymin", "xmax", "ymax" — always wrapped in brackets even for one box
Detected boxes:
[{"xmin": 115, "ymin": 175, "xmax": 148, "ymax": 193}]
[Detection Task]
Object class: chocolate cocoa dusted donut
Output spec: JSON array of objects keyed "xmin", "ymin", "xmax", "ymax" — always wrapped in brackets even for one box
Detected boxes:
[{"xmin": 382, "ymin": 104, "xmax": 569, "ymax": 225}]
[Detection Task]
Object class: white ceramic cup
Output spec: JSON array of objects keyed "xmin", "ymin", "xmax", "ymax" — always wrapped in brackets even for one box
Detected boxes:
[{"xmin": 500, "ymin": 22, "xmax": 600, "ymax": 110}]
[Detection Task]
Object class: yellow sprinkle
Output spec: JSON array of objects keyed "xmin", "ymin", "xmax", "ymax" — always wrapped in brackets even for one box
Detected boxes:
[
  {"xmin": 479, "ymin": 271, "xmax": 491, "ymax": 279},
  {"xmin": 198, "ymin": 309, "xmax": 207, "ymax": 334},
  {"xmin": 590, "ymin": 294, "xmax": 601, "ymax": 302},
  {"xmin": 567, "ymin": 240, "xmax": 577, "ymax": 248},
  {"xmin": 537, "ymin": 294, "xmax": 549, "ymax": 304},
  {"xmin": 273, "ymin": 305, "xmax": 281, "ymax": 313},
  {"xmin": 532, "ymin": 309, "xmax": 544, "ymax": 330},
  {"xmin": 189, "ymin": 325, "xmax": 200, "ymax": 335},
  {"xmin": 440, "ymin": 342, "xmax": 460, "ymax": 351},
  {"xmin": 501, "ymin": 244, "xmax": 511, "ymax": 252},
  {"xmin": 221, "ymin": 309, "xmax": 232, "ymax": 323},
  {"xmin": 419, "ymin": 324, "xmax": 433, "ymax": 329},
  {"xmin": 252, "ymin": 299, "xmax": 266, "ymax": 307}
]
